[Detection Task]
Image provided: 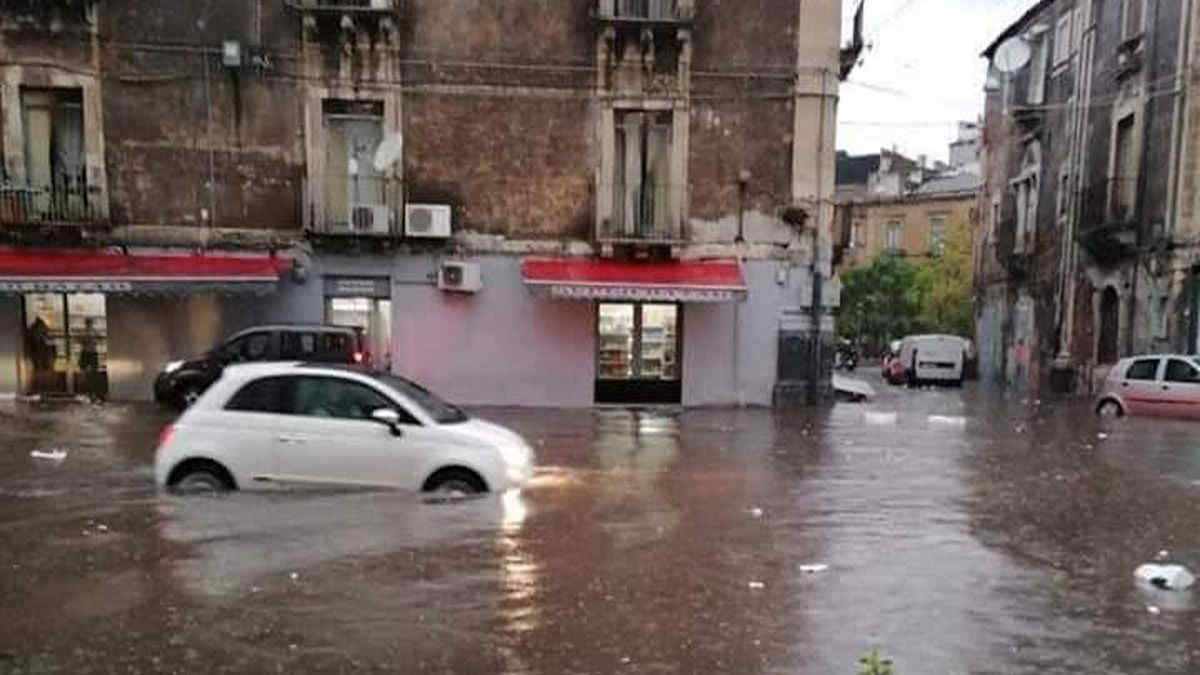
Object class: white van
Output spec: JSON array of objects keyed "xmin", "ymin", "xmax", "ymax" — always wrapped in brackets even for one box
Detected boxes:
[{"xmin": 897, "ymin": 334, "xmax": 966, "ymax": 386}]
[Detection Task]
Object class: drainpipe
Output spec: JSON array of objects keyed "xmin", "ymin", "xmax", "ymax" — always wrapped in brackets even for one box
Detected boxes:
[
  {"xmin": 1168, "ymin": 0, "xmax": 1194, "ymax": 350},
  {"xmin": 808, "ymin": 69, "xmax": 829, "ymax": 406},
  {"xmin": 1130, "ymin": 0, "xmax": 1163, "ymax": 355}
]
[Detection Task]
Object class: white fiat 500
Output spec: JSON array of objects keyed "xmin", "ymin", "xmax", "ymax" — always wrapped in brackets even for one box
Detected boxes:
[{"xmin": 154, "ymin": 363, "xmax": 534, "ymax": 495}]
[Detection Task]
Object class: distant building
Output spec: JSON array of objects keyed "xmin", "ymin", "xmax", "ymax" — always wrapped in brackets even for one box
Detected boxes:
[
  {"xmin": 834, "ymin": 143, "xmax": 981, "ymax": 274},
  {"xmin": 977, "ymin": 0, "xmax": 1196, "ymax": 395},
  {"xmin": 949, "ymin": 121, "xmax": 982, "ymax": 173}
]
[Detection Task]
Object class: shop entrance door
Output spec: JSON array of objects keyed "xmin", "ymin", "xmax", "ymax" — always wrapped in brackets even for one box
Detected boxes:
[
  {"xmin": 326, "ymin": 297, "xmax": 392, "ymax": 369},
  {"xmin": 23, "ymin": 293, "xmax": 107, "ymax": 398},
  {"xmin": 595, "ymin": 302, "xmax": 681, "ymax": 404}
]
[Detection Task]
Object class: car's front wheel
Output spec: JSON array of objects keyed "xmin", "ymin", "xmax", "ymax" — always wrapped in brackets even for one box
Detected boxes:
[
  {"xmin": 1096, "ymin": 399, "xmax": 1125, "ymax": 418},
  {"xmin": 168, "ymin": 460, "xmax": 236, "ymax": 495},
  {"xmin": 423, "ymin": 468, "xmax": 487, "ymax": 497}
]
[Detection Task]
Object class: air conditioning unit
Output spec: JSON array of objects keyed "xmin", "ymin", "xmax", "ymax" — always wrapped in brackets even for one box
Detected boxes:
[
  {"xmin": 405, "ymin": 203, "xmax": 452, "ymax": 238},
  {"xmin": 349, "ymin": 203, "xmax": 391, "ymax": 234},
  {"xmin": 438, "ymin": 261, "xmax": 482, "ymax": 293}
]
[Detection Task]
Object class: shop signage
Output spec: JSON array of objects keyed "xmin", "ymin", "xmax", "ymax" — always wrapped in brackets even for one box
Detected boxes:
[
  {"xmin": 547, "ymin": 284, "xmax": 744, "ymax": 303},
  {"xmin": 325, "ymin": 277, "xmax": 391, "ymax": 298},
  {"xmin": 0, "ymin": 281, "xmax": 134, "ymax": 293}
]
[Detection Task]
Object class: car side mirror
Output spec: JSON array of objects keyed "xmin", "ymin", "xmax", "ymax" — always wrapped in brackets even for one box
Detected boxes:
[{"xmin": 371, "ymin": 408, "xmax": 403, "ymax": 436}]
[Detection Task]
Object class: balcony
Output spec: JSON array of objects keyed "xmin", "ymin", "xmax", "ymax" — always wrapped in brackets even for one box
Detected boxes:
[
  {"xmin": 286, "ymin": 0, "xmax": 401, "ymax": 14},
  {"xmin": 595, "ymin": 0, "xmax": 695, "ymax": 25},
  {"xmin": 305, "ymin": 175, "xmax": 403, "ymax": 239},
  {"xmin": 1, "ymin": 0, "xmax": 94, "ymax": 25},
  {"xmin": 598, "ymin": 182, "xmax": 682, "ymax": 244},
  {"xmin": 1077, "ymin": 176, "xmax": 1139, "ymax": 263},
  {"xmin": 0, "ymin": 175, "xmax": 106, "ymax": 228}
]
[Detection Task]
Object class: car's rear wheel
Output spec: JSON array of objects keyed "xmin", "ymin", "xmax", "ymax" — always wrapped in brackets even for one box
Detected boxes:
[
  {"xmin": 1096, "ymin": 399, "xmax": 1125, "ymax": 418},
  {"xmin": 168, "ymin": 460, "xmax": 235, "ymax": 495},
  {"xmin": 423, "ymin": 468, "xmax": 487, "ymax": 498}
]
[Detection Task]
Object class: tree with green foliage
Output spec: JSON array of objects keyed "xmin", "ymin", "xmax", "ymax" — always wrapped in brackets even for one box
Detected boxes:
[{"xmin": 839, "ymin": 217, "xmax": 974, "ymax": 354}]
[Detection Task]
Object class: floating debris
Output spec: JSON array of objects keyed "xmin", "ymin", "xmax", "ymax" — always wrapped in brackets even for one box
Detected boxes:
[
  {"xmin": 1135, "ymin": 563, "xmax": 1195, "ymax": 590},
  {"xmin": 799, "ymin": 564, "xmax": 829, "ymax": 574},
  {"xmin": 30, "ymin": 448, "xmax": 67, "ymax": 462}
]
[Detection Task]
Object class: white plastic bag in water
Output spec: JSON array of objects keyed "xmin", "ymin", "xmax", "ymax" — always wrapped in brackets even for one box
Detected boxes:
[{"xmin": 1135, "ymin": 563, "xmax": 1196, "ymax": 590}]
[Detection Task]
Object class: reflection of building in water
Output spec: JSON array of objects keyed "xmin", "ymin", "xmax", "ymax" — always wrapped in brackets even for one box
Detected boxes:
[{"xmin": 592, "ymin": 410, "xmax": 683, "ymax": 548}]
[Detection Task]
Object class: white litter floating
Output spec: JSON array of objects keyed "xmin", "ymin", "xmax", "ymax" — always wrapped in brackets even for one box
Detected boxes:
[
  {"xmin": 1135, "ymin": 563, "xmax": 1196, "ymax": 590},
  {"xmin": 799, "ymin": 564, "xmax": 830, "ymax": 574},
  {"xmin": 748, "ymin": 507, "xmax": 764, "ymax": 518},
  {"xmin": 30, "ymin": 448, "xmax": 67, "ymax": 462},
  {"xmin": 863, "ymin": 411, "xmax": 899, "ymax": 426},
  {"xmin": 1148, "ymin": 605, "xmax": 1161, "ymax": 615},
  {"xmin": 1098, "ymin": 433, "xmax": 1109, "ymax": 440},
  {"xmin": 928, "ymin": 415, "xmax": 968, "ymax": 428},
  {"xmin": 747, "ymin": 581, "xmax": 765, "ymax": 590}
]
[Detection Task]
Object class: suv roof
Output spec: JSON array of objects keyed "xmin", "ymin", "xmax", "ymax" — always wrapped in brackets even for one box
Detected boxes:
[{"xmin": 225, "ymin": 324, "xmax": 362, "ymax": 341}]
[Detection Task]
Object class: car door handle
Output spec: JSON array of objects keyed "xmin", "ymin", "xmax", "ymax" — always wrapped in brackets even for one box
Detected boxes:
[{"xmin": 277, "ymin": 435, "xmax": 305, "ymax": 444}]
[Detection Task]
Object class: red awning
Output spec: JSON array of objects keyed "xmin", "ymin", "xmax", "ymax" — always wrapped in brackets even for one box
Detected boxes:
[
  {"xmin": 0, "ymin": 248, "xmax": 290, "ymax": 295},
  {"xmin": 521, "ymin": 257, "xmax": 747, "ymax": 303}
]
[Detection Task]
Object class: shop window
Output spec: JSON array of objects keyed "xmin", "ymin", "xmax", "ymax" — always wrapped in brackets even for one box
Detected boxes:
[
  {"xmin": 596, "ymin": 302, "xmax": 681, "ymax": 404},
  {"xmin": 23, "ymin": 292, "xmax": 105, "ymax": 398},
  {"xmin": 327, "ymin": 296, "xmax": 391, "ymax": 368}
]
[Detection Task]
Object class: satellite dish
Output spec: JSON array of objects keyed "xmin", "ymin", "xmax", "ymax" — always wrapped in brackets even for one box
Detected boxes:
[
  {"xmin": 993, "ymin": 36, "xmax": 1031, "ymax": 74},
  {"xmin": 373, "ymin": 132, "xmax": 403, "ymax": 173}
]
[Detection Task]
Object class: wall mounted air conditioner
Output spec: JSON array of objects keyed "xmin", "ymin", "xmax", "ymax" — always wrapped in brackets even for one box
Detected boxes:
[
  {"xmin": 349, "ymin": 203, "xmax": 391, "ymax": 234},
  {"xmin": 438, "ymin": 261, "xmax": 482, "ymax": 293},
  {"xmin": 405, "ymin": 203, "xmax": 452, "ymax": 238}
]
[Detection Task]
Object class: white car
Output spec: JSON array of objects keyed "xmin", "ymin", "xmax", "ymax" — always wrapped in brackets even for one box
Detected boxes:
[{"xmin": 154, "ymin": 363, "xmax": 535, "ymax": 495}]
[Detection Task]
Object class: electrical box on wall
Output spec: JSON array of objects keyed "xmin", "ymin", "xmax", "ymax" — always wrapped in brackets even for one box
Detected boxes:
[
  {"xmin": 405, "ymin": 204, "xmax": 452, "ymax": 238},
  {"xmin": 438, "ymin": 261, "xmax": 482, "ymax": 293}
]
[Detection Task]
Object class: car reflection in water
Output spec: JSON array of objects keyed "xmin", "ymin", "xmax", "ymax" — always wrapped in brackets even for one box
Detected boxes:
[{"xmin": 156, "ymin": 488, "xmax": 530, "ymax": 598}]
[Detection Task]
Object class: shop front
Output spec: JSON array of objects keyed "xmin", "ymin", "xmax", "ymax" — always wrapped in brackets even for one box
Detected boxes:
[
  {"xmin": 521, "ymin": 257, "xmax": 747, "ymax": 405},
  {"xmin": 0, "ymin": 248, "xmax": 289, "ymax": 398},
  {"xmin": 323, "ymin": 276, "xmax": 392, "ymax": 369}
]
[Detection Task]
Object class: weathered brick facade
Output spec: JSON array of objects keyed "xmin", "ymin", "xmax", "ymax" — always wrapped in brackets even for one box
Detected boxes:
[{"xmin": 0, "ymin": 0, "xmax": 832, "ymax": 252}]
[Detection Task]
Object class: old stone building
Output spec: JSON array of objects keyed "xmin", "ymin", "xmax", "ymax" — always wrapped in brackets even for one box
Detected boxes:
[
  {"xmin": 0, "ymin": 0, "xmax": 856, "ymax": 406},
  {"xmin": 978, "ymin": 0, "xmax": 1195, "ymax": 393}
]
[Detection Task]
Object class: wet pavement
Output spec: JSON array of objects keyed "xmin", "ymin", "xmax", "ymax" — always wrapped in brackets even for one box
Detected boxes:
[{"xmin": 2, "ymin": 379, "xmax": 1200, "ymax": 673}]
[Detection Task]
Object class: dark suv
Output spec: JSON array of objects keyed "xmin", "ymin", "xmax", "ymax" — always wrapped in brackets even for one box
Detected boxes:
[{"xmin": 153, "ymin": 324, "xmax": 367, "ymax": 409}]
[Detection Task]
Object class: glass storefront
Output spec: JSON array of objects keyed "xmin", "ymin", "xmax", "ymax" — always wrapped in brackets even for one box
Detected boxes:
[
  {"xmin": 327, "ymin": 296, "xmax": 392, "ymax": 369},
  {"xmin": 596, "ymin": 302, "xmax": 681, "ymax": 404},
  {"xmin": 23, "ymin": 292, "xmax": 106, "ymax": 397}
]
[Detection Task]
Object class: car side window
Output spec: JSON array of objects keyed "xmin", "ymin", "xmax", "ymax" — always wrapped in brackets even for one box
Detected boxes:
[
  {"xmin": 225, "ymin": 376, "xmax": 293, "ymax": 413},
  {"xmin": 1165, "ymin": 359, "xmax": 1200, "ymax": 383},
  {"xmin": 291, "ymin": 376, "xmax": 399, "ymax": 421},
  {"xmin": 280, "ymin": 332, "xmax": 318, "ymax": 360},
  {"xmin": 317, "ymin": 332, "xmax": 352, "ymax": 360},
  {"xmin": 1125, "ymin": 359, "xmax": 1160, "ymax": 381},
  {"xmin": 244, "ymin": 332, "xmax": 272, "ymax": 361}
]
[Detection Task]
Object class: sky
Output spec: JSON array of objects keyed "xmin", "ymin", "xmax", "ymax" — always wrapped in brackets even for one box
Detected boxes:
[{"xmin": 837, "ymin": 0, "xmax": 1037, "ymax": 164}]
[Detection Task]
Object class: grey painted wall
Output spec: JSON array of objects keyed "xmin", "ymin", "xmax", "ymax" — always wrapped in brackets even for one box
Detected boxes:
[
  {"xmin": 390, "ymin": 255, "xmax": 596, "ymax": 407},
  {"xmin": 0, "ymin": 296, "xmax": 21, "ymax": 394},
  {"xmin": 683, "ymin": 260, "xmax": 802, "ymax": 406}
]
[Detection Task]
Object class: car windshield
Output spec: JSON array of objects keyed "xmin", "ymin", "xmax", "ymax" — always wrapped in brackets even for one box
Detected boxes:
[{"xmin": 373, "ymin": 373, "xmax": 468, "ymax": 424}]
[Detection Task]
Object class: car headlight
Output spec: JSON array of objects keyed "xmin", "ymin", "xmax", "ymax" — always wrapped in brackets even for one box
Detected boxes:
[{"xmin": 163, "ymin": 360, "xmax": 185, "ymax": 374}]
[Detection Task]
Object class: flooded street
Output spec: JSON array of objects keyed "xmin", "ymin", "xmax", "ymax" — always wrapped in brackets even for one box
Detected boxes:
[{"xmin": 3, "ymin": 381, "xmax": 1200, "ymax": 673}]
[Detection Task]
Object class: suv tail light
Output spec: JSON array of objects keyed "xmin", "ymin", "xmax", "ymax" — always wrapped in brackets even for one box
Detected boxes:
[{"xmin": 157, "ymin": 424, "xmax": 175, "ymax": 448}]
